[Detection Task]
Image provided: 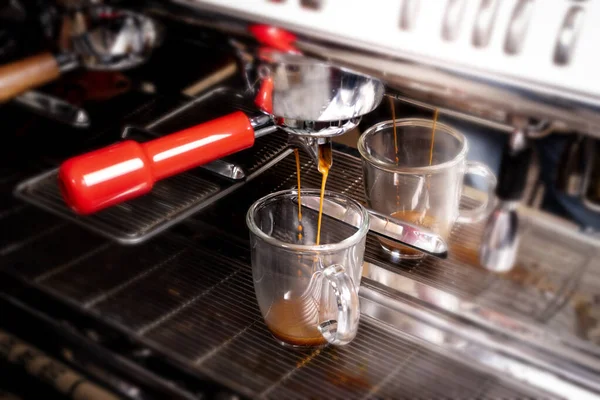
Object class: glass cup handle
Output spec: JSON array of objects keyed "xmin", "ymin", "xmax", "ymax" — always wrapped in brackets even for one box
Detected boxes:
[
  {"xmin": 457, "ymin": 161, "xmax": 498, "ymax": 224},
  {"xmin": 318, "ymin": 264, "xmax": 360, "ymax": 346}
]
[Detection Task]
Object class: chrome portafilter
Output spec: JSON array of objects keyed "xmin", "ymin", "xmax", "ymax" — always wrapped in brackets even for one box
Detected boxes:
[
  {"xmin": 254, "ymin": 49, "xmax": 385, "ymax": 163},
  {"xmin": 0, "ymin": 5, "xmax": 162, "ymax": 103}
]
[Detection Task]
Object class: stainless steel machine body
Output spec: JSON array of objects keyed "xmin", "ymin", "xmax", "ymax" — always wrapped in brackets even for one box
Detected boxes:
[{"xmin": 3, "ymin": 1, "xmax": 600, "ymax": 399}]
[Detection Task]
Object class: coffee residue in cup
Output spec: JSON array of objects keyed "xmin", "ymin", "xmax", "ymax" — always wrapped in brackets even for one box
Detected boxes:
[{"xmin": 265, "ymin": 298, "xmax": 328, "ymax": 347}]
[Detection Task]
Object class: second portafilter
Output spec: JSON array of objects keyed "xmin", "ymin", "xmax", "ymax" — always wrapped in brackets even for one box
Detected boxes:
[{"xmin": 0, "ymin": 5, "xmax": 161, "ymax": 103}]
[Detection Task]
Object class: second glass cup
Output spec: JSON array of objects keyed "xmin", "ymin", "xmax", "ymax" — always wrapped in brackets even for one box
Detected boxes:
[{"xmin": 358, "ymin": 118, "xmax": 497, "ymax": 259}]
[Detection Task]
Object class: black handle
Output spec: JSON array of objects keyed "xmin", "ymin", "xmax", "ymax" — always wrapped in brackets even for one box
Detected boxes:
[
  {"xmin": 583, "ymin": 138, "xmax": 600, "ymax": 208},
  {"xmin": 496, "ymin": 132, "xmax": 533, "ymax": 201},
  {"xmin": 556, "ymin": 135, "xmax": 585, "ymax": 196}
]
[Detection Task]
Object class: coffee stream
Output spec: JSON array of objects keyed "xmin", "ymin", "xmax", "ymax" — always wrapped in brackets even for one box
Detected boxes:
[
  {"xmin": 386, "ymin": 99, "xmax": 439, "ymax": 255},
  {"xmin": 294, "ymin": 144, "xmax": 331, "ymax": 246},
  {"xmin": 429, "ymin": 109, "xmax": 439, "ymax": 166},
  {"xmin": 316, "ymin": 144, "xmax": 332, "ymax": 246},
  {"xmin": 267, "ymin": 145, "xmax": 330, "ymax": 347},
  {"xmin": 390, "ymin": 97, "xmax": 401, "ymax": 218}
]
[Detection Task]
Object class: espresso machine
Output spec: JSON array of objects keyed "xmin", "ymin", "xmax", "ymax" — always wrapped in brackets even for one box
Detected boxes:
[{"xmin": 1, "ymin": 1, "xmax": 600, "ymax": 399}]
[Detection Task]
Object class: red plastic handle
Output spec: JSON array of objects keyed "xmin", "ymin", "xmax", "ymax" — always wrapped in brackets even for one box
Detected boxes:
[
  {"xmin": 248, "ymin": 24, "xmax": 300, "ymax": 54},
  {"xmin": 58, "ymin": 111, "xmax": 255, "ymax": 215},
  {"xmin": 254, "ymin": 75, "xmax": 274, "ymax": 114}
]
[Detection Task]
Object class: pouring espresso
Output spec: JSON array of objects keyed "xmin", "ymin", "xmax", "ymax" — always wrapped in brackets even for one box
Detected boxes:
[{"xmin": 57, "ymin": 49, "xmax": 450, "ymax": 258}]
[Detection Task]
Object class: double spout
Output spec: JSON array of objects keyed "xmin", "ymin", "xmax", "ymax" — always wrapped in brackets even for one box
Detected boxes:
[{"xmin": 288, "ymin": 135, "xmax": 333, "ymax": 166}]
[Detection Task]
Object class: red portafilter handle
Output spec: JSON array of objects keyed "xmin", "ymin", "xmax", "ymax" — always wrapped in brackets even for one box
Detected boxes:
[
  {"xmin": 248, "ymin": 24, "xmax": 299, "ymax": 54},
  {"xmin": 58, "ymin": 111, "xmax": 255, "ymax": 215}
]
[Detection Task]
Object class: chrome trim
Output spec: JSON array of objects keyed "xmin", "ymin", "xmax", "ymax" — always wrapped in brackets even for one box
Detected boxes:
[
  {"xmin": 399, "ymin": 0, "xmax": 420, "ymax": 31},
  {"xmin": 504, "ymin": 0, "xmax": 535, "ymax": 55},
  {"xmin": 201, "ymin": 159, "xmax": 245, "ymax": 180},
  {"xmin": 554, "ymin": 6, "xmax": 585, "ymax": 66},
  {"xmin": 442, "ymin": 0, "xmax": 466, "ymax": 42},
  {"xmin": 296, "ymin": 40, "xmax": 600, "ymax": 138},
  {"xmin": 472, "ymin": 0, "xmax": 499, "ymax": 48},
  {"xmin": 299, "ymin": 196, "xmax": 449, "ymax": 258},
  {"xmin": 359, "ymin": 284, "xmax": 600, "ymax": 400}
]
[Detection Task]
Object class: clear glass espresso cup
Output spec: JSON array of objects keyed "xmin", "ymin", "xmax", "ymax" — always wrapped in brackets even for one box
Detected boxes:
[
  {"xmin": 246, "ymin": 189, "xmax": 369, "ymax": 347},
  {"xmin": 358, "ymin": 118, "xmax": 497, "ymax": 259}
]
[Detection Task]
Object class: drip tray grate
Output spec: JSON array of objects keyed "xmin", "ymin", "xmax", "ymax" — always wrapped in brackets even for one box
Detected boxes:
[
  {"xmin": 39, "ymin": 233, "xmax": 559, "ymax": 399},
  {"xmin": 14, "ymin": 87, "xmax": 290, "ymax": 245},
  {"xmin": 196, "ymin": 149, "xmax": 594, "ymax": 322},
  {"xmin": 0, "ymin": 140, "xmax": 588, "ymax": 399},
  {"xmin": 15, "ymin": 168, "xmax": 222, "ymax": 244},
  {"xmin": 14, "ymin": 230, "xmax": 554, "ymax": 399}
]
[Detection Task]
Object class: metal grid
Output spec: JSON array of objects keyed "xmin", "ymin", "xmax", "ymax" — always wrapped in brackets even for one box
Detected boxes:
[
  {"xmin": 0, "ymin": 206, "xmax": 63, "ymax": 256},
  {"xmin": 546, "ymin": 256, "xmax": 600, "ymax": 346},
  {"xmin": 14, "ymin": 88, "xmax": 291, "ymax": 245},
  {"xmin": 0, "ymin": 164, "xmax": 66, "ymax": 260},
  {"xmin": 201, "ymin": 314, "xmax": 498, "ymax": 400},
  {"xmin": 197, "ymin": 149, "xmax": 592, "ymax": 322},
  {"xmin": 94, "ymin": 243, "xmax": 249, "ymax": 331},
  {"xmin": 12, "ymin": 226, "xmax": 550, "ymax": 399},
  {"xmin": 227, "ymin": 133, "xmax": 290, "ymax": 177},
  {"xmin": 14, "ymin": 134, "xmax": 289, "ymax": 246},
  {"xmin": 15, "ymin": 168, "xmax": 221, "ymax": 243},
  {"xmin": 478, "ymin": 223, "xmax": 594, "ymax": 321},
  {"xmin": 1, "ymin": 223, "xmax": 106, "ymax": 280},
  {"xmin": 38, "ymin": 235, "xmax": 187, "ymax": 305},
  {"xmin": 0, "ymin": 143, "xmax": 587, "ymax": 399}
]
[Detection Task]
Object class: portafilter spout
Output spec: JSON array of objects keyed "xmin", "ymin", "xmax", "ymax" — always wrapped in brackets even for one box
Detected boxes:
[
  {"xmin": 58, "ymin": 52, "xmax": 385, "ymax": 215},
  {"xmin": 254, "ymin": 50, "xmax": 384, "ymax": 136}
]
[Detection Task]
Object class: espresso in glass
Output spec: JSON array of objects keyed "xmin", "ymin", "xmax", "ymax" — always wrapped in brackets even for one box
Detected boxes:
[
  {"xmin": 358, "ymin": 118, "xmax": 496, "ymax": 259},
  {"xmin": 247, "ymin": 189, "xmax": 370, "ymax": 347}
]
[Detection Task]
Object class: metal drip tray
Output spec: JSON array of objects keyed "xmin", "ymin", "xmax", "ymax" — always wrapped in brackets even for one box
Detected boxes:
[
  {"xmin": 0, "ymin": 231, "xmax": 556, "ymax": 399},
  {"xmin": 1, "ymin": 139, "xmax": 598, "ymax": 398}
]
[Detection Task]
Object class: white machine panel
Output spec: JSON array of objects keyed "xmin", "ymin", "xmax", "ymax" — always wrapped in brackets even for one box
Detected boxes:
[{"xmin": 176, "ymin": 0, "xmax": 600, "ymax": 102}]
